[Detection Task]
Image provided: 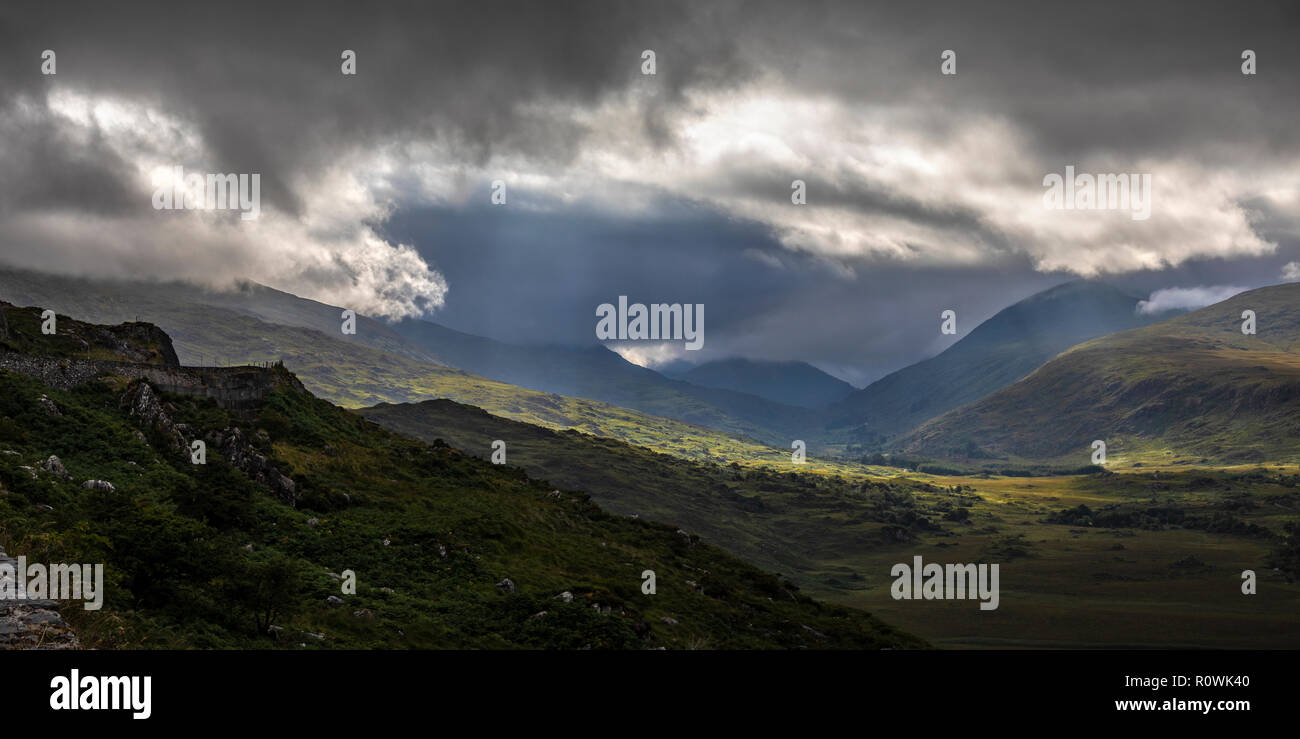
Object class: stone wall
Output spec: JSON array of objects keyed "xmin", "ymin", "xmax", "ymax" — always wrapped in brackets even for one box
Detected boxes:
[{"xmin": 0, "ymin": 352, "xmax": 285, "ymax": 416}]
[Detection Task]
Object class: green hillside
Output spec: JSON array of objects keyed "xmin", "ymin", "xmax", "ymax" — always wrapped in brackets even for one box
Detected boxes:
[
  {"xmin": 392, "ymin": 318, "xmax": 820, "ymax": 446},
  {"xmin": 0, "ymin": 269, "xmax": 815, "ymax": 448},
  {"xmin": 0, "ymin": 323, "xmax": 922, "ymax": 650},
  {"xmin": 361, "ymin": 398, "xmax": 940, "ymax": 578},
  {"xmin": 1, "ymin": 301, "xmax": 178, "ymax": 365},
  {"xmin": 0, "ymin": 271, "xmax": 837, "ymax": 467},
  {"xmin": 899, "ymin": 283, "xmax": 1300, "ymax": 466},
  {"xmin": 823, "ymin": 281, "xmax": 1157, "ymax": 447},
  {"xmin": 360, "ymin": 399, "xmax": 1300, "ymax": 648}
]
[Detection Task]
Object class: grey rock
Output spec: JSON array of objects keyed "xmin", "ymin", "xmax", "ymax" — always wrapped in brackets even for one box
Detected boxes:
[
  {"xmin": 37, "ymin": 395, "xmax": 60, "ymax": 416},
  {"xmin": 41, "ymin": 455, "xmax": 69, "ymax": 478}
]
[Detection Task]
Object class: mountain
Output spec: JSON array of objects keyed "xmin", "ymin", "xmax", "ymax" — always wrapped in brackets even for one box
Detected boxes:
[
  {"xmin": 898, "ymin": 283, "xmax": 1300, "ymax": 465},
  {"xmin": 390, "ymin": 319, "xmax": 818, "ymax": 446},
  {"xmin": 823, "ymin": 280, "xmax": 1161, "ymax": 444},
  {"xmin": 0, "ymin": 269, "xmax": 816, "ymax": 447},
  {"xmin": 669, "ymin": 358, "xmax": 855, "ymax": 408},
  {"xmin": 0, "ymin": 302, "xmax": 922, "ymax": 649},
  {"xmin": 0, "ymin": 270, "xmax": 877, "ymax": 473}
]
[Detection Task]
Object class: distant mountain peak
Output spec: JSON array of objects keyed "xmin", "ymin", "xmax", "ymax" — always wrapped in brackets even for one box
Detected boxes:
[
  {"xmin": 675, "ymin": 357, "xmax": 855, "ymax": 409},
  {"xmin": 824, "ymin": 278, "xmax": 1157, "ymax": 441}
]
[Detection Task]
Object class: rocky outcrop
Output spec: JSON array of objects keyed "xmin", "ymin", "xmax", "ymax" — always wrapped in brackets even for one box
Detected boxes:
[
  {"xmin": 0, "ymin": 300, "xmax": 178, "ymax": 367},
  {"xmin": 117, "ymin": 380, "xmax": 298, "ymax": 504},
  {"xmin": 36, "ymin": 394, "xmax": 60, "ymax": 416},
  {"xmin": 0, "ymin": 545, "xmax": 79, "ymax": 650},
  {"xmin": 211, "ymin": 427, "xmax": 297, "ymax": 506},
  {"xmin": 41, "ymin": 455, "xmax": 69, "ymax": 478},
  {"xmin": 121, "ymin": 381, "xmax": 189, "ymax": 458}
]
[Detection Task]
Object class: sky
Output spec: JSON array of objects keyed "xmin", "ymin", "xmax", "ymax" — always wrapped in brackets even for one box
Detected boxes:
[{"xmin": 2, "ymin": 0, "xmax": 1299, "ymax": 385}]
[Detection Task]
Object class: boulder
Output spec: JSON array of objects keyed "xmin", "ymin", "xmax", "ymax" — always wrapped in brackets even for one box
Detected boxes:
[{"xmin": 41, "ymin": 455, "xmax": 69, "ymax": 478}]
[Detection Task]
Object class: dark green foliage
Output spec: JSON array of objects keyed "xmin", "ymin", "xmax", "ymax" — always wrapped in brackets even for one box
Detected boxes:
[{"xmin": 0, "ymin": 365, "xmax": 924, "ymax": 650}]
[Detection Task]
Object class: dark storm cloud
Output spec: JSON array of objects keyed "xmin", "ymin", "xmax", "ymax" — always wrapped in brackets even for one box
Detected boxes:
[
  {"xmin": 381, "ymin": 201, "xmax": 1070, "ymax": 385},
  {"xmin": 721, "ymin": 0, "xmax": 1300, "ymax": 158},
  {"xmin": 0, "ymin": 0, "xmax": 750, "ymax": 216},
  {"xmin": 1, "ymin": 0, "xmax": 1297, "ymax": 374}
]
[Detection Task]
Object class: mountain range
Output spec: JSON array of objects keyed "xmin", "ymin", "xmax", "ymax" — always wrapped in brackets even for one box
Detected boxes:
[
  {"xmin": 0, "ymin": 269, "xmax": 817, "ymax": 448},
  {"xmin": 665, "ymin": 358, "xmax": 855, "ymax": 408},
  {"xmin": 0, "ymin": 300, "xmax": 921, "ymax": 649},
  {"xmin": 821, "ymin": 281, "xmax": 1168, "ymax": 445},
  {"xmin": 8, "ymin": 268, "xmax": 1290, "ymax": 471},
  {"xmin": 898, "ymin": 282, "xmax": 1300, "ymax": 466},
  {"xmin": 4, "ymin": 269, "xmax": 1298, "ymax": 649}
]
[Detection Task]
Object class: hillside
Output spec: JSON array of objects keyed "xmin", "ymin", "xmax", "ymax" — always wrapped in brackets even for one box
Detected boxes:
[
  {"xmin": 391, "ymin": 318, "xmax": 818, "ymax": 445},
  {"xmin": 360, "ymin": 399, "xmax": 1300, "ymax": 649},
  {"xmin": 671, "ymin": 358, "xmax": 855, "ymax": 408},
  {"xmin": 899, "ymin": 283, "xmax": 1300, "ymax": 465},
  {"xmin": 1, "ymin": 301, "xmax": 178, "ymax": 366},
  {"xmin": 0, "ymin": 269, "xmax": 814, "ymax": 447},
  {"xmin": 361, "ymin": 398, "xmax": 944, "ymax": 578},
  {"xmin": 0, "ymin": 309, "xmax": 923, "ymax": 650},
  {"xmin": 823, "ymin": 281, "xmax": 1159, "ymax": 445},
  {"xmin": 0, "ymin": 270, "xmax": 828, "ymax": 464}
]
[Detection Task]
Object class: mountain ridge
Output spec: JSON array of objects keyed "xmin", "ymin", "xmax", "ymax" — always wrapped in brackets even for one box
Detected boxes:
[
  {"xmin": 668, "ymin": 357, "xmax": 855, "ymax": 408},
  {"xmin": 822, "ymin": 280, "xmax": 1167, "ymax": 445},
  {"xmin": 897, "ymin": 282, "xmax": 1300, "ymax": 465}
]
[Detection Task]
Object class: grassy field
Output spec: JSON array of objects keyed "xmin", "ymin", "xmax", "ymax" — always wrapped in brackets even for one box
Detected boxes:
[{"xmin": 806, "ymin": 465, "xmax": 1300, "ymax": 648}]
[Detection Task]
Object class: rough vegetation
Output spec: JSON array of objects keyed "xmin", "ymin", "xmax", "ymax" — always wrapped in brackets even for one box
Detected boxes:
[{"xmin": 0, "ymin": 314, "xmax": 922, "ymax": 650}]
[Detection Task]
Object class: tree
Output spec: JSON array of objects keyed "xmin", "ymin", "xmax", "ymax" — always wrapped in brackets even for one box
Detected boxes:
[{"xmin": 232, "ymin": 554, "xmax": 303, "ymax": 637}]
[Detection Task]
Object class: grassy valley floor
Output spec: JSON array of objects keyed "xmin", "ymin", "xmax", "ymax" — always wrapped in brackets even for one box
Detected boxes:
[{"xmin": 804, "ymin": 465, "xmax": 1300, "ymax": 649}]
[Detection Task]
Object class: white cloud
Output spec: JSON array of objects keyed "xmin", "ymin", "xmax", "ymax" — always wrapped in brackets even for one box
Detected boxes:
[
  {"xmin": 10, "ymin": 76, "xmax": 1299, "ymax": 320},
  {"xmin": 1282, "ymin": 261, "xmax": 1300, "ymax": 281},
  {"xmin": 400, "ymin": 80, "xmax": 1287, "ymax": 278},
  {"xmin": 0, "ymin": 89, "xmax": 447, "ymax": 320},
  {"xmin": 1137, "ymin": 285, "xmax": 1248, "ymax": 315},
  {"xmin": 607, "ymin": 341, "xmax": 688, "ymax": 368}
]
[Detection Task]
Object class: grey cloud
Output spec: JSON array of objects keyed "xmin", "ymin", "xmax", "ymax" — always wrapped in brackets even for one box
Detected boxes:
[{"xmin": 2, "ymin": 0, "xmax": 1299, "ymax": 371}]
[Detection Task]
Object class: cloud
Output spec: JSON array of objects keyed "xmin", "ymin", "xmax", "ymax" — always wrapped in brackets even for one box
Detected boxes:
[
  {"xmin": 1137, "ymin": 285, "xmax": 1248, "ymax": 315},
  {"xmin": 0, "ymin": 0, "xmax": 737, "ymax": 319},
  {"xmin": 1282, "ymin": 262, "xmax": 1300, "ymax": 281},
  {"xmin": 0, "ymin": 89, "xmax": 445, "ymax": 318},
  {"xmin": 2, "ymin": 0, "xmax": 1300, "ymax": 372}
]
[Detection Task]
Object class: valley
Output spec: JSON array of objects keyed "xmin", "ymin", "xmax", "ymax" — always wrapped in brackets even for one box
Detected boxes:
[
  {"xmin": 362, "ymin": 399, "xmax": 1300, "ymax": 649},
  {"xmin": 3, "ymin": 271, "xmax": 1298, "ymax": 651}
]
